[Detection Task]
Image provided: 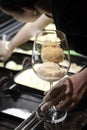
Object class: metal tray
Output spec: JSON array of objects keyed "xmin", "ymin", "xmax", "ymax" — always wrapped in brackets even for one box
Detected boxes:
[
  {"xmin": 0, "ymin": 112, "xmax": 23, "ymax": 130},
  {"xmin": 0, "ymin": 111, "xmax": 45, "ymax": 130},
  {"xmin": 70, "ymin": 54, "xmax": 87, "ymax": 65},
  {"xmin": 5, "ymin": 52, "xmax": 31, "ymax": 70},
  {"xmin": 0, "ymin": 67, "xmax": 16, "ymax": 79},
  {"xmin": 17, "ymin": 40, "xmax": 33, "ymax": 51},
  {"xmin": 0, "ymin": 82, "xmax": 43, "ymax": 113},
  {"xmin": 0, "ymin": 67, "xmax": 18, "ymax": 88}
]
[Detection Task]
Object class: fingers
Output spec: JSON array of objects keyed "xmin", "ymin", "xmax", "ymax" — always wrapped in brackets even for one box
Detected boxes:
[
  {"xmin": 64, "ymin": 77, "xmax": 73, "ymax": 94},
  {"xmin": 55, "ymin": 77, "xmax": 74, "ymax": 109},
  {"xmin": 62, "ymin": 98, "xmax": 79, "ymax": 111},
  {"xmin": 41, "ymin": 91, "xmax": 74, "ymax": 111},
  {"xmin": 43, "ymin": 81, "xmax": 66, "ymax": 102},
  {"xmin": 0, "ymin": 41, "xmax": 10, "ymax": 61},
  {"xmin": 56, "ymin": 95, "xmax": 76, "ymax": 110},
  {"xmin": 0, "ymin": 51, "xmax": 11, "ymax": 61},
  {"xmin": 41, "ymin": 91, "xmax": 66, "ymax": 111},
  {"xmin": 41, "ymin": 76, "xmax": 74, "ymax": 111}
]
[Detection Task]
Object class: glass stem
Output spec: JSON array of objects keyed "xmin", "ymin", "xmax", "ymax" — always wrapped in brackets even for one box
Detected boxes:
[
  {"xmin": 50, "ymin": 82, "xmax": 57, "ymax": 112},
  {"xmin": 50, "ymin": 82, "xmax": 53, "ymax": 90}
]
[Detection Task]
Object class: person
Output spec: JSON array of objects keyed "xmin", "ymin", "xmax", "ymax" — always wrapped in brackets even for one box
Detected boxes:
[
  {"xmin": 0, "ymin": 13, "xmax": 53, "ymax": 61},
  {"xmin": 0, "ymin": 0, "xmax": 87, "ymax": 111}
]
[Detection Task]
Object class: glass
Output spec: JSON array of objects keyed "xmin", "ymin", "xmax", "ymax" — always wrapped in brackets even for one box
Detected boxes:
[{"xmin": 32, "ymin": 30, "xmax": 70, "ymax": 124}]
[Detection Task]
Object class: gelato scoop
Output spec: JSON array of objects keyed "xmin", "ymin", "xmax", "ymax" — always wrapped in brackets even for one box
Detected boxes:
[
  {"xmin": 41, "ymin": 41, "xmax": 64, "ymax": 63},
  {"xmin": 37, "ymin": 62, "xmax": 65, "ymax": 82}
]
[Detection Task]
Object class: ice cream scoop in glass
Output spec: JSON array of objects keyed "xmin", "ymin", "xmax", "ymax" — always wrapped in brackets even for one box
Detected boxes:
[{"xmin": 32, "ymin": 30, "xmax": 71, "ymax": 124}]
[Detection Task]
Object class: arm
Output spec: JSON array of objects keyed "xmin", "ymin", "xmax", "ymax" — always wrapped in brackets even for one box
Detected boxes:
[
  {"xmin": 0, "ymin": 14, "xmax": 53, "ymax": 61},
  {"xmin": 9, "ymin": 14, "xmax": 53, "ymax": 50},
  {"xmin": 41, "ymin": 68, "xmax": 87, "ymax": 111}
]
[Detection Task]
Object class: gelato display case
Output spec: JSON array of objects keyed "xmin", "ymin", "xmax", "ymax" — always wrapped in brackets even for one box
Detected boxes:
[
  {"xmin": 0, "ymin": 54, "xmax": 87, "ymax": 130},
  {"xmin": 0, "ymin": 11, "xmax": 87, "ymax": 130}
]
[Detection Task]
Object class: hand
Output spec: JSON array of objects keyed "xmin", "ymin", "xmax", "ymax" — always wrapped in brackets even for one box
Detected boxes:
[
  {"xmin": 0, "ymin": 40, "xmax": 12, "ymax": 61},
  {"xmin": 41, "ymin": 68, "xmax": 87, "ymax": 111}
]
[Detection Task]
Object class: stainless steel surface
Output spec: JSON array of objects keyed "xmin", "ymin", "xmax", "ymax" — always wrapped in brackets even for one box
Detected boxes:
[{"xmin": 0, "ymin": 11, "xmax": 24, "ymax": 40}]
